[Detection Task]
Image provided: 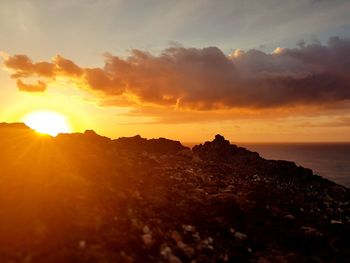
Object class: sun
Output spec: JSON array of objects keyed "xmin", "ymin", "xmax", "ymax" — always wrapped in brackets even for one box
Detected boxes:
[{"xmin": 23, "ymin": 111, "xmax": 71, "ymax": 136}]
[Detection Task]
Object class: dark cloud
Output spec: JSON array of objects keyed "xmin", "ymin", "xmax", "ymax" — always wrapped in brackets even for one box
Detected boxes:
[{"xmin": 3, "ymin": 37, "xmax": 350, "ymax": 110}]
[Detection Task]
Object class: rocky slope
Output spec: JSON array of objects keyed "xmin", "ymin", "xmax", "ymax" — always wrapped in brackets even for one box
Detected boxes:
[{"xmin": 0, "ymin": 123, "xmax": 349, "ymax": 263}]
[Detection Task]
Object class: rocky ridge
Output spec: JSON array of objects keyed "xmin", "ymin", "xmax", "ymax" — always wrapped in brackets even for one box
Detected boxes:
[{"xmin": 0, "ymin": 124, "xmax": 349, "ymax": 263}]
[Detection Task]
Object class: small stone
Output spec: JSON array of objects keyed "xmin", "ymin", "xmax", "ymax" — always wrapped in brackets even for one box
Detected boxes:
[
  {"xmin": 252, "ymin": 174, "xmax": 260, "ymax": 181},
  {"xmin": 284, "ymin": 214, "xmax": 295, "ymax": 220},
  {"xmin": 300, "ymin": 226, "xmax": 323, "ymax": 237},
  {"xmin": 177, "ymin": 241, "xmax": 194, "ymax": 258},
  {"xmin": 191, "ymin": 155, "xmax": 202, "ymax": 163},
  {"xmin": 177, "ymin": 241, "xmax": 186, "ymax": 249},
  {"xmin": 169, "ymin": 255, "xmax": 183, "ymax": 263},
  {"xmin": 220, "ymin": 253, "xmax": 229, "ymax": 262},
  {"xmin": 202, "ymin": 239, "xmax": 209, "ymax": 245},
  {"xmin": 120, "ymin": 251, "xmax": 133, "ymax": 262},
  {"xmin": 192, "ymin": 232, "xmax": 201, "ymax": 241},
  {"xmin": 142, "ymin": 234, "xmax": 153, "ymax": 246},
  {"xmin": 160, "ymin": 245, "xmax": 172, "ymax": 258},
  {"xmin": 182, "ymin": 224, "xmax": 195, "ymax": 232},
  {"xmin": 177, "ymin": 149, "xmax": 194, "ymax": 158},
  {"xmin": 132, "ymin": 190, "xmax": 141, "ymax": 199},
  {"xmin": 143, "ymin": 225, "xmax": 151, "ymax": 234},
  {"xmin": 183, "ymin": 246, "xmax": 195, "ymax": 258},
  {"xmin": 79, "ymin": 240, "xmax": 86, "ymax": 249},
  {"xmin": 171, "ymin": 231, "xmax": 182, "ymax": 242},
  {"xmin": 118, "ymin": 192, "xmax": 127, "ymax": 200},
  {"xmin": 331, "ymin": 219, "xmax": 342, "ymax": 224},
  {"xmin": 309, "ymin": 256, "xmax": 324, "ymax": 263},
  {"xmin": 234, "ymin": 232, "xmax": 248, "ymax": 240}
]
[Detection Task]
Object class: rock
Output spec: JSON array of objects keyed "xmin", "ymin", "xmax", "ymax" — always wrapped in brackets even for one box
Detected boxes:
[
  {"xmin": 220, "ymin": 253, "xmax": 229, "ymax": 262},
  {"xmin": 171, "ymin": 231, "xmax": 182, "ymax": 242},
  {"xmin": 252, "ymin": 174, "xmax": 261, "ymax": 181},
  {"xmin": 182, "ymin": 225, "xmax": 195, "ymax": 232},
  {"xmin": 120, "ymin": 251, "xmax": 134, "ymax": 262},
  {"xmin": 160, "ymin": 245, "xmax": 172, "ymax": 258},
  {"xmin": 191, "ymin": 155, "xmax": 203, "ymax": 163},
  {"xmin": 234, "ymin": 232, "xmax": 248, "ymax": 241},
  {"xmin": 300, "ymin": 226, "xmax": 323, "ymax": 237},
  {"xmin": 160, "ymin": 245, "xmax": 183, "ymax": 263},
  {"xmin": 143, "ymin": 225, "xmax": 151, "ymax": 234},
  {"xmin": 330, "ymin": 219, "xmax": 342, "ymax": 224},
  {"xmin": 79, "ymin": 240, "xmax": 86, "ymax": 249},
  {"xmin": 177, "ymin": 149, "xmax": 194, "ymax": 158},
  {"xmin": 284, "ymin": 214, "xmax": 295, "ymax": 220},
  {"xmin": 169, "ymin": 255, "xmax": 183, "ymax": 263},
  {"xmin": 142, "ymin": 233, "xmax": 153, "ymax": 247},
  {"xmin": 192, "ymin": 134, "xmax": 260, "ymax": 162},
  {"xmin": 177, "ymin": 241, "xmax": 195, "ymax": 258}
]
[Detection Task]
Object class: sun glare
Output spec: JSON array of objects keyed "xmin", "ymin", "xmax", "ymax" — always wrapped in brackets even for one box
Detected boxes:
[{"xmin": 23, "ymin": 111, "xmax": 71, "ymax": 136}]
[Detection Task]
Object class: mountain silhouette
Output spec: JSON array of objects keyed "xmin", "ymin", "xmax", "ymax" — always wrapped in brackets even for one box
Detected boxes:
[{"xmin": 0, "ymin": 123, "xmax": 348, "ymax": 262}]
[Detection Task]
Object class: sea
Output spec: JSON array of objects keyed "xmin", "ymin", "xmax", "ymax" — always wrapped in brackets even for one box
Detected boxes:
[{"xmin": 242, "ymin": 143, "xmax": 350, "ymax": 188}]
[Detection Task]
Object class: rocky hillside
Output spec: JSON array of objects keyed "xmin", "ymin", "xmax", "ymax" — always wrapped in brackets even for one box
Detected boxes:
[{"xmin": 0, "ymin": 123, "xmax": 349, "ymax": 263}]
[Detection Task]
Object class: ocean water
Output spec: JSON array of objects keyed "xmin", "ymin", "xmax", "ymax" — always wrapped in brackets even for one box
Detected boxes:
[{"xmin": 242, "ymin": 143, "xmax": 350, "ymax": 188}]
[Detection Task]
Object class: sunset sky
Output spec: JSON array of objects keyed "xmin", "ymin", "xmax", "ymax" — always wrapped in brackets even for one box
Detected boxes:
[{"xmin": 1, "ymin": 0, "xmax": 350, "ymax": 142}]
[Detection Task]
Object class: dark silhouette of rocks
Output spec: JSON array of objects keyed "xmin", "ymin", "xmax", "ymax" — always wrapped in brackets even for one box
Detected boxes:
[
  {"xmin": 114, "ymin": 135, "xmax": 188, "ymax": 154},
  {"xmin": 193, "ymin": 134, "xmax": 260, "ymax": 162},
  {"xmin": 0, "ymin": 123, "xmax": 349, "ymax": 263},
  {"xmin": 55, "ymin": 131, "xmax": 187, "ymax": 155}
]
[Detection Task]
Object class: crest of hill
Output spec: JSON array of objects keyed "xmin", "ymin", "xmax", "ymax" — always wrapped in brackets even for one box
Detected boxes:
[
  {"xmin": 114, "ymin": 134, "xmax": 188, "ymax": 154},
  {"xmin": 0, "ymin": 122, "xmax": 30, "ymax": 130},
  {"xmin": 55, "ymin": 129, "xmax": 188, "ymax": 154},
  {"xmin": 0, "ymin": 122, "xmax": 37, "ymax": 139}
]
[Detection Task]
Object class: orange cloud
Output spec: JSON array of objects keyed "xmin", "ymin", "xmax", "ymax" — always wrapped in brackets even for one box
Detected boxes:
[
  {"xmin": 17, "ymin": 79, "xmax": 47, "ymax": 92},
  {"xmin": 53, "ymin": 55, "xmax": 83, "ymax": 77},
  {"xmin": 4, "ymin": 54, "xmax": 55, "ymax": 78},
  {"xmin": 3, "ymin": 37, "xmax": 350, "ymax": 112}
]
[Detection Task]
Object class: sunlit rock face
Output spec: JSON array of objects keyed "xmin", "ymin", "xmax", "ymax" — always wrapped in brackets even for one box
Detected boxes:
[{"xmin": 0, "ymin": 124, "xmax": 349, "ymax": 263}]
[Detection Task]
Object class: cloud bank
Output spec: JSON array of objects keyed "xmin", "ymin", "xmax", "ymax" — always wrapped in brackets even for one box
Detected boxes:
[{"xmin": 3, "ymin": 37, "xmax": 350, "ymax": 110}]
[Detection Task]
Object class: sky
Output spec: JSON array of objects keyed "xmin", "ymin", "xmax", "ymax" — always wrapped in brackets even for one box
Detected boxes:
[{"xmin": 1, "ymin": 0, "xmax": 350, "ymax": 143}]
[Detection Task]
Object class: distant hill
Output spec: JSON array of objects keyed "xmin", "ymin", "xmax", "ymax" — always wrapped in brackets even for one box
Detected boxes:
[
  {"xmin": 0, "ymin": 122, "xmax": 29, "ymax": 129},
  {"xmin": 0, "ymin": 123, "xmax": 348, "ymax": 262}
]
